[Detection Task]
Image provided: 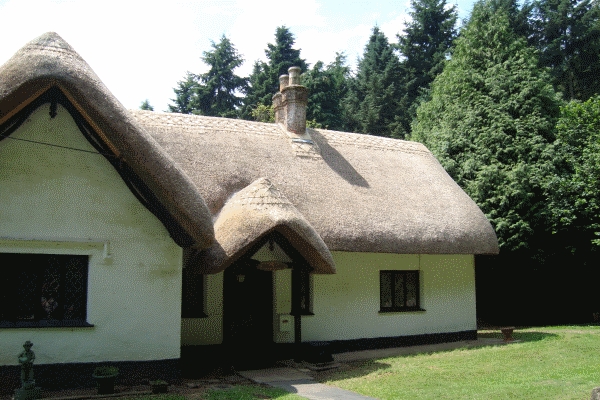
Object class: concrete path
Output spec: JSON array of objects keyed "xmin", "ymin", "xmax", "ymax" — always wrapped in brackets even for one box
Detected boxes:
[{"xmin": 238, "ymin": 367, "xmax": 376, "ymax": 400}]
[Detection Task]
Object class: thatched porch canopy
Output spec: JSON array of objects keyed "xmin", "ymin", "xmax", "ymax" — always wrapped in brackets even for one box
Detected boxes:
[{"xmin": 188, "ymin": 177, "xmax": 336, "ymax": 274}]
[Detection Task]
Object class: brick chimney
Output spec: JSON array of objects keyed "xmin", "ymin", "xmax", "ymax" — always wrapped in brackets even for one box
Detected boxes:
[{"xmin": 273, "ymin": 66, "xmax": 308, "ymax": 134}]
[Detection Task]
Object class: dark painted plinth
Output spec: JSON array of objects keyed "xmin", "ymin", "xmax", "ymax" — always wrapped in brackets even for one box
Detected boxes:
[
  {"xmin": 14, "ymin": 386, "xmax": 41, "ymax": 400},
  {"xmin": 0, "ymin": 359, "xmax": 179, "ymax": 395},
  {"xmin": 181, "ymin": 330, "xmax": 476, "ymax": 375},
  {"xmin": 323, "ymin": 330, "xmax": 477, "ymax": 354}
]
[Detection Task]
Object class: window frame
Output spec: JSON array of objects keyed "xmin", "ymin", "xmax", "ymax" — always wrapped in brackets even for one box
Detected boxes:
[
  {"xmin": 181, "ymin": 268, "xmax": 207, "ymax": 318},
  {"xmin": 379, "ymin": 270, "xmax": 425, "ymax": 313},
  {"xmin": 0, "ymin": 252, "xmax": 93, "ymax": 328},
  {"xmin": 291, "ymin": 266, "xmax": 313, "ymax": 316}
]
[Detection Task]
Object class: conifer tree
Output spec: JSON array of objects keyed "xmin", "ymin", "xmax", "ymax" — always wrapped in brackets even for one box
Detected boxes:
[
  {"xmin": 139, "ymin": 99, "xmax": 154, "ymax": 111},
  {"xmin": 343, "ymin": 27, "xmax": 404, "ymax": 137},
  {"xmin": 411, "ymin": 0, "xmax": 562, "ymax": 251},
  {"xmin": 530, "ymin": 0, "xmax": 600, "ymax": 100},
  {"xmin": 548, "ymin": 96, "xmax": 600, "ymax": 254},
  {"xmin": 168, "ymin": 36, "xmax": 247, "ymax": 117},
  {"xmin": 302, "ymin": 53, "xmax": 350, "ymax": 131},
  {"xmin": 168, "ymin": 72, "xmax": 200, "ymax": 114},
  {"xmin": 196, "ymin": 35, "xmax": 248, "ymax": 118},
  {"xmin": 396, "ymin": 0, "xmax": 458, "ymax": 136},
  {"xmin": 243, "ymin": 26, "xmax": 307, "ymax": 120}
]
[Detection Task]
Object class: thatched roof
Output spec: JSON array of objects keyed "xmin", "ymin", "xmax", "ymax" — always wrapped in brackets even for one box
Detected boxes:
[
  {"xmin": 2, "ymin": 32, "xmax": 498, "ymax": 275},
  {"xmin": 188, "ymin": 177, "xmax": 336, "ymax": 274},
  {"xmin": 131, "ymin": 111, "xmax": 500, "ymax": 264},
  {"xmin": 0, "ymin": 32, "xmax": 214, "ymax": 250}
]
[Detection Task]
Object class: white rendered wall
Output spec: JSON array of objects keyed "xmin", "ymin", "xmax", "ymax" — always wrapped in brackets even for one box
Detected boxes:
[
  {"xmin": 182, "ymin": 252, "xmax": 476, "ymax": 345},
  {"xmin": 302, "ymin": 252, "xmax": 476, "ymax": 341},
  {"xmin": 0, "ymin": 104, "xmax": 183, "ymax": 365}
]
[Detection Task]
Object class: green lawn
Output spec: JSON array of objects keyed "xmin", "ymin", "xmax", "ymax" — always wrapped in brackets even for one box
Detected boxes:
[
  {"xmin": 201, "ymin": 386, "xmax": 304, "ymax": 399},
  {"xmin": 318, "ymin": 326, "xmax": 600, "ymax": 400}
]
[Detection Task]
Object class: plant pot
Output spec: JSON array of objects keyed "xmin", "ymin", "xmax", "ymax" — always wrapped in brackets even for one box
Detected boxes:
[
  {"xmin": 149, "ymin": 380, "xmax": 169, "ymax": 394},
  {"xmin": 92, "ymin": 374, "xmax": 118, "ymax": 395},
  {"xmin": 500, "ymin": 327, "xmax": 515, "ymax": 342}
]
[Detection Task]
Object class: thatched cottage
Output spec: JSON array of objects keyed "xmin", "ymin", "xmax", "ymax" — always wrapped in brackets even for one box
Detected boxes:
[{"xmin": 0, "ymin": 32, "xmax": 497, "ymax": 388}]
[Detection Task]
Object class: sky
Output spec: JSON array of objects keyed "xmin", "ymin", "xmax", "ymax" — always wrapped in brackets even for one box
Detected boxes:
[{"xmin": 0, "ymin": 0, "xmax": 478, "ymax": 112}]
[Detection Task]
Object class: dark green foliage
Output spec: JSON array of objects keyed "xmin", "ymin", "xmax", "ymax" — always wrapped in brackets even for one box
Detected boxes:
[
  {"xmin": 139, "ymin": 99, "xmax": 154, "ymax": 111},
  {"xmin": 395, "ymin": 0, "xmax": 458, "ymax": 136},
  {"xmin": 344, "ymin": 27, "xmax": 404, "ymax": 138},
  {"xmin": 547, "ymin": 96, "xmax": 600, "ymax": 252},
  {"xmin": 168, "ymin": 36, "xmax": 247, "ymax": 117},
  {"xmin": 168, "ymin": 72, "xmax": 200, "ymax": 114},
  {"xmin": 530, "ymin": 0, "xmax": 600, "ymax": 100},
  {"xmin": 243, "ymin": 26, "xmax": 307, "ymax": 120},
  {"xmin": 196, "ymin": 35, "xmax": 248, "ymax": 118},
  {"xmin": 302, "ymin": 53, "xmax": 350, "ymax": 131},
  {"xmin": 412, "ymin": 0, "xmax": 562, "ymax": 251}
]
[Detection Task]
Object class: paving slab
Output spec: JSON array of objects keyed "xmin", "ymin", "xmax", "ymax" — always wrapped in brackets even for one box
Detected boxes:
[
  {"xmin": 239, "ymin": 367, "xmax": 376, "ymax": 400},
  {"xmin": 238, "ymin": 367, "xmax": 313, "ymax": 383},
  {"xmin": 270, "ymin": 379, "xmax": 376, "ymax": 400}
]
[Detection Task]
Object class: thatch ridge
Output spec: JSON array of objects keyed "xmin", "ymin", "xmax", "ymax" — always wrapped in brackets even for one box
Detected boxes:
[{"xmin": 0, "ymin": 32, "xmax": 214, "ymax": 249}]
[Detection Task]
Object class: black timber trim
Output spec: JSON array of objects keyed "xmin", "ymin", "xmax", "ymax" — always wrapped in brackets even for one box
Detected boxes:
[
  {"xmin": 318, "ymin": 330, "xmax": 477, "ymax": 354},
  {"xmin": 0, "ymin": 87, "xmax": 195, "ymax": 247},
  {"xmin": 0, "ymin": 320, "xmax": 94, "ymax": 329},
  {"xmin": 0, "ymin": 358, "xmax": 180, "ymax": 394},
  {"xmin": 239, "ymin": 229, "xmax": 314, "ymax": 272}
]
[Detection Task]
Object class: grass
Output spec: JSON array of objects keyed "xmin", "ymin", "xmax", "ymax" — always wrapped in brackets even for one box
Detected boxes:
[
  {"xmin": 201, "ymin": 386, "xmax": 305, "ymax": 399},
  {"xmin": 318, "ymin": 326, "xmax": 600, "ymax": 400}
]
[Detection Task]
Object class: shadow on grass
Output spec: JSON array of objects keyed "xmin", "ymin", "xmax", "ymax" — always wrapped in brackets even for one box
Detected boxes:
[{"xmin": 478, "ymin": 331, "xmax": 559, "ymax": 342}]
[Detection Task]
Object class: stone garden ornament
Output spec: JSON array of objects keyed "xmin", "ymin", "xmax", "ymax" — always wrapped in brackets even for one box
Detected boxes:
[{"xmin": 15, "ymin": 341, "xmax": 41, "ymax": 400}]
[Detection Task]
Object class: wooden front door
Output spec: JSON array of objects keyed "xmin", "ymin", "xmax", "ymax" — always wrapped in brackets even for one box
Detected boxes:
[{"xmin": 224, "ymin": 259, "xmax": 273, "ymax": 367}]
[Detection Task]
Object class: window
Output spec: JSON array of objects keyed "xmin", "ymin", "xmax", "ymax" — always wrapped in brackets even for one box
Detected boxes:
[
  {"xmin": 380, "ymin": 270, "xmax": 423, "ymax": 312},
  {"xmin": 0, "ymin": 253, "xmax": 90, "ymax": 327},
  {"xmin": 291, "ymin": 267, "xmax": 312, "ymax": 315},
  {"xmin": 181, "ymin": 268, "xmax": 206, "ymax": 318}
]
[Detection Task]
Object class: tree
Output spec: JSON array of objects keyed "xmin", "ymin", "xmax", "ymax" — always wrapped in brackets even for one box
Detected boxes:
[
  {"xmin": 411, "ymin": 0, "xmax": 562, "ymax": 252},
  {"xmin": 395, "ymin": 0, "xmax": 458, "ymax": 136},
  {"xmin": 139, "ymin": 99, "xmax": 154, "ymax": 111},
  {"xmin": 547, "ymin": 96, "xmax": 600, "ymax": 254},
  {"xmin": 302, "ymin": 53, "xmax": 350, "ymax": 131},
  {"xmin": 530, "ymin": 0, "xmax": 600, "ymax": 101},
  {"xmin": 168, "ymin": 36, "xmax": 247, "ymax": 117},
  {"xmin": 168, "ymin": 72, "xmax": 201, "ymax": 114},
  {"xmin": 243, "ymin": 26, "xmax": 307, "ymax": 120},
  {"xmin": 343, "ymin": 26, "xmax": 404, "ymax": 138},
  {"xmin": 196, "ymin": 35, "xmax": 248, "ymax": 117}
]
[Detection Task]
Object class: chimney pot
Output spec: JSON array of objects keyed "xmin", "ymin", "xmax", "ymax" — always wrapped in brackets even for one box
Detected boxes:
[
  {"xmin": 279, "ymin": 75, "xmax": 289, "ymax": 91},
  {"xmin": 276, "ymin": 66, "xmax": 308, "ymax": 135},
  {"xmin": 288, "ymin": 66, "xmax": 301, "ymax": 85}
]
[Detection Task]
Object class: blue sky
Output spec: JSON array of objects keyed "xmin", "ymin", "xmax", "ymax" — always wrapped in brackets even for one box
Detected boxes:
[{"xmin": 0, "ymin": 0, "xmax": 477, "ymax": 112}]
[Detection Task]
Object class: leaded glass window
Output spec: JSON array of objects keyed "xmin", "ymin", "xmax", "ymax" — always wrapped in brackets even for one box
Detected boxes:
[
  {"xmin": 0, "ymin": 253, "xmax": 88, "ymax": 326},
  {"xmin": 380, "ymin": 270, "xmax": 421, "ymax": 312}
]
